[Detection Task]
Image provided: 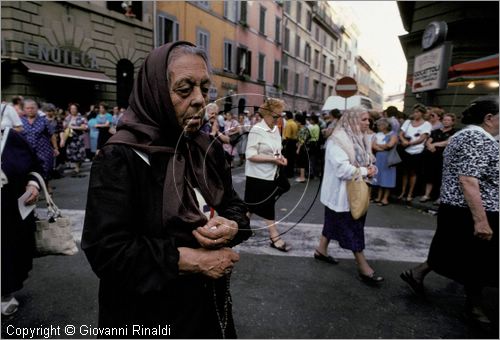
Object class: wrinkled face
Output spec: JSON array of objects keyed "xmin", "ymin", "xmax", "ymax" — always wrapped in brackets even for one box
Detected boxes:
[
  {"xmin": 359, "ymin": 112, "xmax": 370, "ymax": 133},
  {"xmin": 24, "ymin": 102, "xmax": 38, "ymax": 118},
  {"xmin": 262, "ymin": 111, "xmax": 280, "ymax": 128},
  {"xmin": 442, "ymin": 115, "xmax": 454, "ymax": 128},
  {"xmin": 169, "ymin": 54, "xmax": 210, "ymax": 133}
]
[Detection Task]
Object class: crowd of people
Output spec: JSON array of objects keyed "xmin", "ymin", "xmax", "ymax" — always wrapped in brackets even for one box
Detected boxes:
[{"xmin": 1, "ymin": 40, "xmax": 497, "ymax": 335}]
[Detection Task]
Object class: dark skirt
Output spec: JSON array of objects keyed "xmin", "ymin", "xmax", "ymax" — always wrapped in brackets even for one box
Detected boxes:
[
  {"xmin": 400, "ymin": 150, "xmax": 424, "ymax": 173},
  {"xmin": 322, "ymin": 206, "xmax": 367, "ymax": 252},
  {"xmin": 428, "ymin": 204, "xmax": 499, "ymax": 288},
  {"xmin": 296, "ymin": 146, "xmax": 309, "ymax": 169},
  {"xmin": 1, "ymin": 184, "xmax": 36, "ymax": 295},
  {"xmin": 244, "ymin": 176, "xmax": 278, "ymax": 220}
]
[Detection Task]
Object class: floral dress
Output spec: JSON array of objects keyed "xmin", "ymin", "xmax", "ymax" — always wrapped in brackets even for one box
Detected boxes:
[
  {"xmin": 64, "ymin": 114, "xmax": 87, "ymax": 163},
  {"xmin": 21, "ymin": 115, "xmax": 54, "ymax": 178}
]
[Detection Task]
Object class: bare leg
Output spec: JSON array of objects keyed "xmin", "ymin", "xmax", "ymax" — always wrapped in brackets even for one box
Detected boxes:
[
  {"xmin": 408, "ymin": 171, "xmax": 417, "ymax": 199},
  {"xmin": 353, "ymin": 251, "xmax": 374, "ymax": 276},
  {"xmin": 399, "ymin": 173, "xmax": 408, "ymax": 199},
  {"xmin": 316, "ymin": 235, "xmax": 330, "ymax": 256},
  {"xmin": 381, "ymin": 188, "xmax": 390, "ymax": 204},
  {"xmin": 375, "ymin": 187, "xmax": 383, "ymax": 202},
  {"xmin": 267, "ymin": 219, "xmax": 286, "ymax": 249},
  {"xmin": 424, "ymin": 183, "xmax": 433, "ymax": 197}
]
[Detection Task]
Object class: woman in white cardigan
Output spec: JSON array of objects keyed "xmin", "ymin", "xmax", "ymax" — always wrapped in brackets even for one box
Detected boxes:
[{"xmin": 314, "ymin": 107, "xmax": 383, "ymax": 285}]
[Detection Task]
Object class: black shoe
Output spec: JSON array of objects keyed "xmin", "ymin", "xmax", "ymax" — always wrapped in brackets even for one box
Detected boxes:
[
  {"xmin": 314, "ymin": 251, "xmax": 339, "ymax": 265},
  {"xmin": 270, "ymin": 237, "xmax": 289, "ymax": 252},
  {"xmin": 400, "ymin": 270, "xmax": 424, "ymax": 295},
  {"xmin": 359, "ymin": 272, "xmax": 384, "ymax": 285}
]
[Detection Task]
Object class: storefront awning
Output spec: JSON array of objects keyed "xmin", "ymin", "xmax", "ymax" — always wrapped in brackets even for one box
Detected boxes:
[
  {"xmin": 448, "ymin": 54, "xmax": 499, "ymax": 82},
  {"xmin": 21, "ymin": 61, "xmax": 116, "ymax": 84}
]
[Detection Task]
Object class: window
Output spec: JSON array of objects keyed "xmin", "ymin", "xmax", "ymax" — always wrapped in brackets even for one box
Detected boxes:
[
  {"xmin": 322, "ymin": 33, "xmax": 327, "ymax": 46},
  {"xmin": 107, "ymin": 1, "xmax": 142, "ymax": 20},
  {"xmin": 284, "ymin": 0, "xmax": 291, "ymax": 14},
  {"xmin": 274, "ymin": 60, "xmax": 280, "ymax": 85},
  {"xmin": 328, "ymin": 85, "xmax": 333, "ymax": 97},
  {"xmin": 329, "ymin": 59, "xmax": 334, "ymax": 77},
  {"xmin": 330, "ymin": 38, "xmax": 334, "ymax": 52},
  {"xmin": 294, "ymin": 72, "xmax": 299, "ymax": 94},
  {"xmin": 275, "ymin": 17, "xmax": 281, "ymax": 43},
  {"xmin": 157, "ymin": 14, "xmax": 179, "ymax": 46},
  {"xmin": 295, "ymin": 35, "xmax": 301, "ymax": 58},
  {"xmin": 259, "ymin": 5, "xmax": 266, "ymax": 35},
  {"xmin": 239, "ymin": 1, "xmax": 248, "ymax": 24},
  {"xmin": 196, "ymin": 29, "xmax": 209, "ymax": 51},
  {"xmin": 237, "ymin": 47, "xmax": 252, "ymax": 77},
  {"xmin": 343, "ymin": 60, "xmax": 347, "ymax": 75},
  {"xmin": 315, "ymin": 26, "xmax": 319, "ymax": 41},
  {"xmin": 192, "ymin": 1, "xmax": 209, "ymax": 9},
  {"xmin": 258, "ymin": 53, "xmax": 265, "ymax": 81},
  {"xmin": 321, "ymin": 55, "xmax": 327, "ymax": 73},
  {"xmin": 224, "ymin": 1, "xmax": 237, "ymax": 22},
  {"xmin": 314, "ymin": 49, "xmax": 319, "ymax": 69},
  {"xmin": 284, "ymin": 27, "xmax": 290, "ymax": 52},
  {"xmin": 296, "ymin": 1, "xmax": 302, "ymax": 24},
  {"xmin": 306, "ymin": 11, "xmax": 312, "ymax": 31},
  {"xmin": 224, "ymin": 41, "xmax": 234, "ymax": 72},
  {"xmin": 338, "ymin": 56, "xmax": 342, "ymax": 73},
  {"xmin": 321, "ymin": 83, "xmax": 326, "ymax": 102},
  {"xmin": 304, "ymin": 76, "xmax": 309, "ymax": 96},
  {"xmin": 313, "ymin": 80, "xmax": 319, "ymax": 100},
  {"xmin": 304, "ymin": 43, "xmax": 311, "ymax": 63},
  {"xmin": 282, "ymin": 68, "xmax": 288, "ymax": 91}
]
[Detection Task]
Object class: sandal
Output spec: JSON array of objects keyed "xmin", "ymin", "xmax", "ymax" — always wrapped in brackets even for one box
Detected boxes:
[
  {"xmin": 419, "ymin": 195, "xmax": 431, "ymax": 202},
  {"xmin": 270, "ymin": 237, "xmax": 289, "ymax": 252},
  {"xmin": 1, "ymin": 297, "xmax": 19, "ymax": 316},
  {"xmin": 400, "ymin": 269, "xmax": 424, "ymax": 295},
  {"xmin": 314, "ymin": 250, "xmax": 339, "ymax": 264},
  {"xmin": 406, "ymin": 196, "xmax": 413, "ymax": 202}
]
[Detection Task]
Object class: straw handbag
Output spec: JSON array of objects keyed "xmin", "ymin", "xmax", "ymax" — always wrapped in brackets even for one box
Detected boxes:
[
  {"xmin": 346, "ymin": 168, "xmax": 371, "ymax": 220},
  {"xmin": 29, "ymin": 172, "xmax": 79, "ymax": 256}
]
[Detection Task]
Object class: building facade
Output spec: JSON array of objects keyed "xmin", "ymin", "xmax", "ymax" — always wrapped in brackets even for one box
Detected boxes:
[
  {"xmin": 1, "ymin": 1, "xmax": 154, "ymax": 111},
  {"xmin": 156, "ymin": 0, "xmax": 282, "ymax": 114},
  {"xmin": 398, "ymin": 1, "xmax": 499, "ymax": 116}
]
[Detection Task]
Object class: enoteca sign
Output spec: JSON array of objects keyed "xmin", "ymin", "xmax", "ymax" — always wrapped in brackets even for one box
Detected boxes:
[{"xmin": 412, "ymin": 43, "xmax": 453, "ymax": 93}]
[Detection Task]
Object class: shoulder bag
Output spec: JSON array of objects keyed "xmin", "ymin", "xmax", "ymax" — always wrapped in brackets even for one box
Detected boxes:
[
  {"xmin": 29, "ymin": 172, "xmax": 79, "ymax": 257},
  {"xmin": 387, "ymin": 145, "xmax": 402, "ymax": 167},
  {"xmin": 346, "ymin": 168, "xmax": 371, "ymax": 220}
]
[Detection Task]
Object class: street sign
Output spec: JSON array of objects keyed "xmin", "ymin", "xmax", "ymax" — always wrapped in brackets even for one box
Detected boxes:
[{"xmin": 335, "ymin": 76, "xmax": 358, "ymax": 98}]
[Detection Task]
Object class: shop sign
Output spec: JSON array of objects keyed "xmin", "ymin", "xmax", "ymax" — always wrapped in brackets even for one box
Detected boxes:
[
  {"xmin": 412, "ymin": 43, "xmax": 452, "ymax": 93},
  {"xmin": 23, "ymin": 41, "xmax": 99, "ymax": 70}
]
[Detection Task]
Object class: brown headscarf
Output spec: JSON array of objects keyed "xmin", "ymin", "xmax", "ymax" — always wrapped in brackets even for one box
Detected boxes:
[{"xmin": 107, "ymin": 41, "xmax": 229, "ymax": 238}]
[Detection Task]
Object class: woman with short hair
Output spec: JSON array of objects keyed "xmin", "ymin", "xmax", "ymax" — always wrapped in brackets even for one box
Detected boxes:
[{"xmin": 244, "ymin": 98, "xmax": 290, "ymax": 252}]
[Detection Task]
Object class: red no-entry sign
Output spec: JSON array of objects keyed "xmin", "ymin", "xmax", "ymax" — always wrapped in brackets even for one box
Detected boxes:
[{"xmin": 335, "ymin": 77, "xmax": 358, "ymax": 98}]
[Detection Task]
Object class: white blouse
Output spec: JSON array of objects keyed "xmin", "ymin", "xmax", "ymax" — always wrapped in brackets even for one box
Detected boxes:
[{"xmin": 245, "ymin": 120, "xmax": 282, "ymax": 181}]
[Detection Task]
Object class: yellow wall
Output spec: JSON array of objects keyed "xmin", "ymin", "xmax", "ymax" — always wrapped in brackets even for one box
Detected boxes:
[{"xmin": 156, "ymin": 1, "xmax": 237, "ymax": 71}]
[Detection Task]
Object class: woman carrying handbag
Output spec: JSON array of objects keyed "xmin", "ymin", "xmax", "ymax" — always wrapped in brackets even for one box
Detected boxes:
[{"xmin": 314, "ymin": 107, "xmax": 383, "ymax": 285}]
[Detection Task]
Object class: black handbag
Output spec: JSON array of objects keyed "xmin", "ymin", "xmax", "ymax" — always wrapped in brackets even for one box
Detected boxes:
[{"xmin": 274, "ymin": 165, "xmax": 290, "ymax": 196}]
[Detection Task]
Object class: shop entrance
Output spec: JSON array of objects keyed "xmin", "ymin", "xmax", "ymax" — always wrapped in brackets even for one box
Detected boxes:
[{"xmin": 29, "ymin": 73, "xmax": 104, "ymax": 113}]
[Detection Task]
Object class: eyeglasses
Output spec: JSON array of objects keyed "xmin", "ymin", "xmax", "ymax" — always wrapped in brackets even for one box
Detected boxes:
[{"xmin": 271, "ymin": 115, "xmax": 280, "ymax": 119}]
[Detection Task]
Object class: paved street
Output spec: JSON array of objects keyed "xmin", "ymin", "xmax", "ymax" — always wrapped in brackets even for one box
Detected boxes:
[{"xmin": 2, "ymin": 161, "xmax": 498, "ymax": 339}]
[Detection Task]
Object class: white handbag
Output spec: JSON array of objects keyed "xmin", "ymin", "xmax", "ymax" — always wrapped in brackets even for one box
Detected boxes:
[{"xmin": 29, "ymin": 172, "xmax": 79, "ymax": 256}]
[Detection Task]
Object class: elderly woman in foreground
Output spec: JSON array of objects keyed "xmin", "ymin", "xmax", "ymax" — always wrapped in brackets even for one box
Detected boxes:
[{"xmin": 83, "ymin": 41, "xmax": 251, "ymax": 338}]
